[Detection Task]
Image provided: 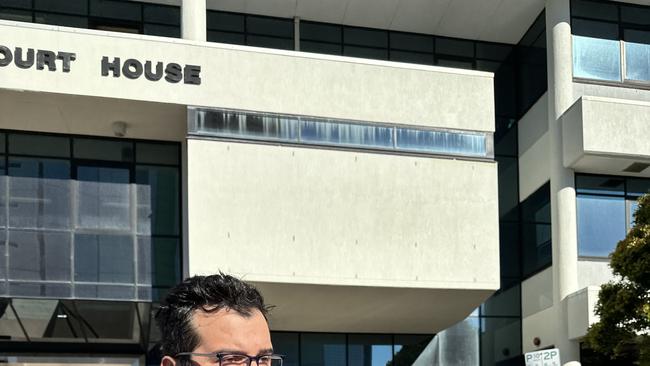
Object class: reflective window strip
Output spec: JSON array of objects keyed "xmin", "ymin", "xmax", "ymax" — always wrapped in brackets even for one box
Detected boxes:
[{"xmin": 188, "ymin": 107, "xmax": 493, "ymax": 159}]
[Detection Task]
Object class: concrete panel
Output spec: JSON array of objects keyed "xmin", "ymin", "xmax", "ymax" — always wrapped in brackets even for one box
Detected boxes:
[
  {"xmin": 573, "ymin": 81, "xmax": 650, "ymax": 105},
  {"xmin": 0, "ymin": 89, "xmax": 185, "ymax": 141},
  {"xmin": 567, "ymin": 286, "xmax": 600, "ymax": 340},
  {"xmin": 562, "ymin": 96, "xmax": 650, "ymax": 176},
  {"xmin": 186, "ymin": 138, "xmax": 500, "ymax": 332},
  {"xmin": 521, "ymin": 267, "xmax": 553, "ymax": 318},
  {"xmin": 518, "ymin": 94, "xmax": 549, "ymax": 200},
  {"xmin": 577, "ymin": 260, "xmax": 617, "ymax": 289},
  {"xmin": 522, "ymin": 306, "xmax": 556, "ymax": 353},
  {"xmin": 518, "ymin": 93, "xmax": 549, "ymax": 156},
  {"xmin": 519, "ymin": 132, "xmax": 550, "ymax": 201},
  {"xmin": 0, "ymin": 21, "xmax": 495, "ymax": 133},
  {"xmin": 259, "ymin": 282, "xmax": 492, "ymax": 333}
]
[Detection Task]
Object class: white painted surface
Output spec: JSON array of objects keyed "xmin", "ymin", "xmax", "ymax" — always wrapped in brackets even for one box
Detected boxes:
[
  {"xmin": 546, "ymin": 0, "xmax": 581, "ymax": 363},
  {"xmin": 205, "ymin": 0, "xmax": 545, "ymax": 44},
  {"xmin": 0, "ymin": 89, "xmax": 185, "ymax": 141},
  {"xmin": 562, "ymin": 96, "xmax": 650, "ymax": 176},
  {"xmin": 522, "ymin": 305, "xmax": 556, "ymax": 353},
  {"xmin": 181, "ymin": 0, "xmax": 206, "ymax": 41},
  {"xmin": 186, "ymin": 138, "xmax": 500, "ymax": 332},
  {"xmin": 522, "ymin": 267, "xmax": 554, "ymax": 318},
  {"xmin": 567, "ymin": 286, "xmax": 600, "ymax": 340},
  {"xmin": 577, "ymin": 260, "xmax": 616, "ymax": 289},
  {"xmin": 0, "ymin": 21, "xmax": 495, "ymax": 133},
  {"xmin": 518, "ymin": 94, "xmax": 550, "ymax": 201}
]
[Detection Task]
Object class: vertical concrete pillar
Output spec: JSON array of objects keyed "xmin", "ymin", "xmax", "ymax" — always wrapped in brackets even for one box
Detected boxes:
[
  {"xmin": 181, "ymin": 0, "xmax": 207, "ymax": 41},
  {"xmin": 546, "ymin": 0, "xmax": 580, "ymax": 364},
  {"xmin": 294, "ymin": 17, "xmax": 301, "ymax": 51}
]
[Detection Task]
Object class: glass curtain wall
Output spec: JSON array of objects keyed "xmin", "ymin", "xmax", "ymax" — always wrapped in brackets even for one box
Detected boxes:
[
  {"xmin": 0, "ymin": 0, "xmax": 180, "ymax": 37},
  {"xmin": 0, "ymin": 131, "xmax": 182, "ymax": 301},
  {"xmin": 576, "ymin": 174, "xmax": 650, "ymax": 257},
  {"xmin": 270, "ymin": 331, "xmax": 432, "ymax": 366},
  {"xmin": 571, "ymin": 0, "xmax": 650, "ymax": 84}
]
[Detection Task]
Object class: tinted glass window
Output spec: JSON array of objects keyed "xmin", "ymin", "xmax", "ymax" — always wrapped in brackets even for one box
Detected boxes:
[
  {"xmin": 390, "ymin": 50, "xmax": 433, "ymax": 65},
  {"xmin": 621, "ymin": 5, "xmax": 650, "ymax": 25},
  {"xmin": 571, "ymin": 0, "xmax": 618, "ymax": 21},
  {"xmin": 344, "ymin": 27, "xmax": 387, "ymax": 48},
  {"xmin": 74, "ymin": 138, "xmax": 133, "ymax": 162},
  {"xmin": 9, "ymin": 134, "xmax": 70, "ymax": 157},
  {"xmin": 35, "ymin": 12, "xmax": 88, "ymax": 27},
  {"xmin": 136, "ymin": 166, "xmax": 180, "ymax": 236},
  {"xmin": 8, "ymin": 230, "xmax": 71, "ymax": 281},
  {"xmin": 436, "ymin": 38, "xmax": 474, "ymax": 57},
  {"xmin": 74, "ymin": 234, "xmax": 134, "ymax": 283},
  {"xmin": 90, "ymin": 0, "xmax": 141, "ymax": 21},
  {"xmin": 248, "ymin": 35, "xmax": 293, "ymax": 50},
  {"xmin": 390, "ymin": 32, "xmax": 433, "ymax": 53},
  {"xmin": 577, "ymin": 195, "xmax": 626, "ymax": 257},
  {"xmin": 301, "ymin": 22, "xmax": 341, "ymax": 43},
  {"xmin": 207, "ymin": 11, "xmax": 244, "ymax": 32},
  {"xmin": 476, "ymin": 42, "xmax": 513, "ymax": 61},
  {"xmin": 144, "ymin": 24, "xmax": 180, "ymax": 38},
  {"xmin": 301, "ymin": 333, "xmax": 346, "ymax": 366},
  {"xmin": 136, "ymin": 142, "xmax": 179, "ymax": 165},
  {"xmin": 348, "ymin": 334, "xmax": 392, "ymax": 366},
  {"xmin": 247, "ymin": 16, "xmax": 293, "ymax": 38},
  {"xmin": 301, "ymin": 41, "xmax": 342, "ymax": 55},
  {"xmin": 34, "ymin": 0, "xmax": 87, "ymax": 15},
  {"xmin": 575, "ymin": 175, "xmax": 625, "ymax": 195},
  {"xmin": 0, "ymin": 8, "xmax": 31, "ymax": 21},
  {"xmin": 9, "ymin": 158, "xmax": 71, "ymax": 229},
  {"xmin": 208, "ymin": 31, "xmax": 245, "ymax": 45},
  {"xmin": 343, "ymin": 45, "xmax": 388, "ymax": 60},
  {"xmin": 572, "ymin": 18, "xmax": 619, "ymax": 39},
  {"xmin": 271, "ymin": 333, "xmax": 300, "ymax": 366},
  {"xmin": 0, "ymin": 0, "xmax": 31, "ymax": 9},
  {"xmin": 143, "ymin": 4, "xmax": 179, "ymax": 25},
  {"xmin": 497, "ymin": 157, "xmax": 518, "ymax": 221}
]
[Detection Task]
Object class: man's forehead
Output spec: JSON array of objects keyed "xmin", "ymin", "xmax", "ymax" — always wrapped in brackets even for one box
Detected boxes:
[{"xmin": 190, "ymin": 307, "xmax": 272, "ymax": 354}]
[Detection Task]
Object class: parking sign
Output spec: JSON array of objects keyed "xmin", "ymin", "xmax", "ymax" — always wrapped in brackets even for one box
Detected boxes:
[{"xmin": 524, "ymin": 348, "xmax": 561, "ymax": 366}]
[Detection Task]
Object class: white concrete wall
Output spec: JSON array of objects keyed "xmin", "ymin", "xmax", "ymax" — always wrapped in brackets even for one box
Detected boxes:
[
  {"xmin": 522, "ymin": 306, "xmax": 556, "ymax": 353},
  {"xmin": 187, "ymin": 139, "xmax": 499, "ymax": 289},
  {"xmin": 562, "ymin": 96, "xmax": 650, "ymax": 175},
  {"xmin": 0, "ymin": 89, "xmax": 185, "ymax": 141},
  {"xmin": 0, "ymin": 21, "xmax": 495, "ymax": 133},
  {"xmin": 522, "ymin": 267, "xmax": 554, "ymax": 318},
  {"xmin": 186, "ymin": 138, "xmax": 500, "ymax": 332},
  {"xmin": 518, "ymin": 94, "xmax": 550, "ymax": 200},
  {"xmin": 567, "ymin": 286, "xmax": 600, "ymax": 340},
  {"xmin": 577, "ymin": 260, "xmax": 616, "ymax": 289}
]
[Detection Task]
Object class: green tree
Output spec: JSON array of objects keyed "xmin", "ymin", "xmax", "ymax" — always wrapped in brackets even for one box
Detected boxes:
[{"xmin": 583, "ymin": 194, "xmax": 650, "ymax": 365}]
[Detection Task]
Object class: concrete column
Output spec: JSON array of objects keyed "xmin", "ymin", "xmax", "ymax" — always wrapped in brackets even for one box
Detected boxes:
[
  {"xmin": 546, "ymin": 0, "xmax": 580, "ymax": 364},
  {"xmin": 294, "ymin": 17, "xmax": 300, "ymax": 51},
  {"xmin": 181, "ymin": 0, "xmax": 207, "ymax": 42}
]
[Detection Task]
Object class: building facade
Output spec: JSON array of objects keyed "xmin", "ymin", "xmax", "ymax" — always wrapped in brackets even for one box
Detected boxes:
[{"xmin": 0, "ymin": 0, "xmax": 648, "ymax": 365}]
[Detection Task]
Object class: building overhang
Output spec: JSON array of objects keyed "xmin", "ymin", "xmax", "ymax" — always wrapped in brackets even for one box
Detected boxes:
[
  {"xmin": 138, "ymin": 0, "xmax": 545, "ymax": 44},
  {"xmin": 561, "ymin": 96, "xmax": 650, "ymax": 177}
]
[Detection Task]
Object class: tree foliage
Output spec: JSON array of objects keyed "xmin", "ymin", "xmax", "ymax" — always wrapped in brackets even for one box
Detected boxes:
[{"xmin": 584, "ymin": 194, "xmax": 650, "ymax": 365}]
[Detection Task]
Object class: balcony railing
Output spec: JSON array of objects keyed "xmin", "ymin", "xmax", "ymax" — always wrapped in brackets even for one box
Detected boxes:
[{"xmin": 573, "ymin": 35, "xmax": 650, "ymax": 85}]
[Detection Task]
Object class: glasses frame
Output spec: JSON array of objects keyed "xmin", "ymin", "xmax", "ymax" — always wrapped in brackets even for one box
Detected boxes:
[{"xmin": 175, "ymin": 352, "xmax": 284, "ymax": 366}]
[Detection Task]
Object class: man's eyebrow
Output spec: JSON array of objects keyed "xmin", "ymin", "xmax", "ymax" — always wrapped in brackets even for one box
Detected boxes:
[{"xmin": 210, "ymin": 348, "xmax": 275, "ymax": 355}]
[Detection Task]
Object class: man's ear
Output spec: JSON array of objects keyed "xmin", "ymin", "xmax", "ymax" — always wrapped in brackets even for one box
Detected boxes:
[{"xmin": 160, "ymin": 356, "xmax": 176, "ymax": 366}]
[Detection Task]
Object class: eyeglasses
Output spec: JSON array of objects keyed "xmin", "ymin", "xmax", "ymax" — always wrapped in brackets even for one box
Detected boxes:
[{"xmin": 175, "ymin": 352, "xmax": 284, "ymax": 366}]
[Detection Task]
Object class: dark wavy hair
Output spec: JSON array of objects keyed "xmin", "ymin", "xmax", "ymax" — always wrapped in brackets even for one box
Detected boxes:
[{"xmin": 155, "ymin": 273, "xmax": 271, "ymax": 360}]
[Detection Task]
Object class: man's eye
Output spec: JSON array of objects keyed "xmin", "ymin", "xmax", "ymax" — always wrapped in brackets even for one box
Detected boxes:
[
  {"xmin": 258, "ymin": 356, "xmax": 272, "ymax": 366},
  {"xmin": 219, "ymin": 355, "xmax": 248, "ymax": 365}
]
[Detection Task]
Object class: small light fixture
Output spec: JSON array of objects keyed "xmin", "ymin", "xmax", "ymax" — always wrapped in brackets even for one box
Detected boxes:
[{"xmin": 112, "ymin": 121, "xmax": 128, "ymax": 137}]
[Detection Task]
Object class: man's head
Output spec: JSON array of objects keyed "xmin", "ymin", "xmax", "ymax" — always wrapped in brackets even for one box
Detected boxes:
[{"xmin": 155, "ymin": 273, "xmax": 273, "ymax": 366}]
